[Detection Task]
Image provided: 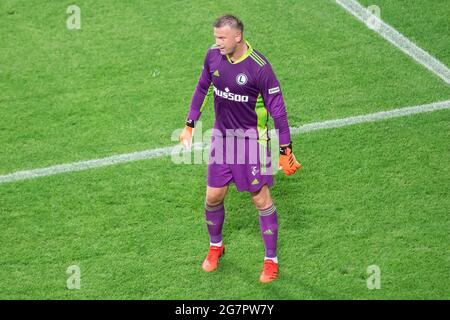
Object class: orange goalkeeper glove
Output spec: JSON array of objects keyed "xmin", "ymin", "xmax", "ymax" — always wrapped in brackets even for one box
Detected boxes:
[
  {"xmin": 279, "ymin": 143, "xmax": 302, "ymax": 176},
  {"xmin": 179, "ymin": 118, "xmax": 194, "ymax": 149}
]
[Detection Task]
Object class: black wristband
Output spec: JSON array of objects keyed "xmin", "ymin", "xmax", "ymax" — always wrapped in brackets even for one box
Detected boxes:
[
  {"xmin": 185, "ymin": 118, "xmax": 195, "ymax": 128},
  {"xmin": 279, "ymin": 142, "xmax": 292, "ymax": 155}
]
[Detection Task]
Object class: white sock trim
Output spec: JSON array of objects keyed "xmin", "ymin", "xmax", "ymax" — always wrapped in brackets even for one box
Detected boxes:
[
  {"xmin": 264, "ymin": 256, "xmax": 278, "ymax": 264},
  {"xmin": 210, "ymin": 241, "xmax": 222, "ymax": 247}
]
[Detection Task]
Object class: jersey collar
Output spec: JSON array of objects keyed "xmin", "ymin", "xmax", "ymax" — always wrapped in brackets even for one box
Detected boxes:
[{"xmin": 226, "ymin": 41, "xmax": 253, "ymax": 64}]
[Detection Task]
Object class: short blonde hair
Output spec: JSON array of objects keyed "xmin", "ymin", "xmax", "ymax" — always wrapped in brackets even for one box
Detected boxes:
[{"xmin": 213, "ymin": 14, "xmax": 244, "ymax": 34}]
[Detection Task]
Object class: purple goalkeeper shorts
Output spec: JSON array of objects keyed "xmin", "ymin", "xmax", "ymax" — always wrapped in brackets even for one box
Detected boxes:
[{"xmin": 207, "ymin": 135, "xmax": 274, "ymax": 193}]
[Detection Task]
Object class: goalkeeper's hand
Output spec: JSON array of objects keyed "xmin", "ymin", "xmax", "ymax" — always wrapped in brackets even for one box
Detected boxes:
[
  {"xmin": 279, "ymin": 143, "xmax": 302, "ymax": 176},
  {"xmin": 179, "ymin": 119, "xmax": 194, "ymax": 149}
]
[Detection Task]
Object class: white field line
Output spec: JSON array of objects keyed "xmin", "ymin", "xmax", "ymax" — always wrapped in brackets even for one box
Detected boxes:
[
  {"xmin": 1, "ymin": 100, "xmax": 449, "ymax": 184},
  {"xmin": 336, "ymin": 0, "xmax": 450, "ymax": 85}
]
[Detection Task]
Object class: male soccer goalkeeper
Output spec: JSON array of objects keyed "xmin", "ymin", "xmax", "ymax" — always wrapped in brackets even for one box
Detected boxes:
[{"xmin": 179, "ymin": 14, "xmax": 301, "ymax": 283}]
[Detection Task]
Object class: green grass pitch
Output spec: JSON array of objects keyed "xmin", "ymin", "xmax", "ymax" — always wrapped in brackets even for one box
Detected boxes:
[{"xmin": 0, "ymin": 0, "xmax": 449, "ymax": 299}]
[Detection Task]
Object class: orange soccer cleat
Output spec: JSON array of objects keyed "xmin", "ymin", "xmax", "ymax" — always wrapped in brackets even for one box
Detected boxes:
[
  {"xmin": 259, "ymin": 260, "xmax": 279, "ymax": 283},
  {"xmin": 202, "ymin": 245, "xmax": 225, "ymax": 272}
]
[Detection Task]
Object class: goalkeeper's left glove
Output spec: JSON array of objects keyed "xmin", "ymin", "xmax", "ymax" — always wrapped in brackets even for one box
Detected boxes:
[
  {"xmin": 179, "ymin": 118, "xmax": 194, "ymax": 149},
  {"xmin": 279, "ymin": 143, "xmax": 302, "ymax": 176}
]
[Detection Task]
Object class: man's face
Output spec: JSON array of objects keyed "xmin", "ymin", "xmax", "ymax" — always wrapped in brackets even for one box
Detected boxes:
[{"xmin": 214, "ymin": 25, "xmax": 242, "ymax": 56}]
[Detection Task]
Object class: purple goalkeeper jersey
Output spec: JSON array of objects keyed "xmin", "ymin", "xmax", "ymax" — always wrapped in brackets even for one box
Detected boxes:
[{"xmin": 187, "ymin": 41, "xmax": 291, "ymax": 145}]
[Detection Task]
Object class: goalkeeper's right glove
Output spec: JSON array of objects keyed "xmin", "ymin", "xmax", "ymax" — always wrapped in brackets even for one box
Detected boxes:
[{"xmin": 179, "ymin": 118, "xmax": 194, "ymax": 149}]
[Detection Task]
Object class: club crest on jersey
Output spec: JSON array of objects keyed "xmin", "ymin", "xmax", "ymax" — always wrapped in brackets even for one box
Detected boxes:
[{"xmin": 235, "ymin": 73, "xmax": 248, "ymax": 86}]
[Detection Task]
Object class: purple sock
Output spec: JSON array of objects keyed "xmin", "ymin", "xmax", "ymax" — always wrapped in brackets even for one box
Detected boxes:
[
  {"xmin": 259, "ymin": 204, "xmax": 278, "ymax": 258},
  {"xmin": 205, "ymin": 202, "xmax": 225, "ymax": 244}
]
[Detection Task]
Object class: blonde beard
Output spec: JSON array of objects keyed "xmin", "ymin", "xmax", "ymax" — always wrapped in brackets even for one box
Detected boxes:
[{"xmin": 223, "ymin": 41, "xmax": 245, "ymax": 59}]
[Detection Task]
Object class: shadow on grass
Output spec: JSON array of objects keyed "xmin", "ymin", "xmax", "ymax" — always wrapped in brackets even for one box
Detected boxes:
[{"xmin": 220, "ymin": 259, "xmax": 346, "ymax": 300}]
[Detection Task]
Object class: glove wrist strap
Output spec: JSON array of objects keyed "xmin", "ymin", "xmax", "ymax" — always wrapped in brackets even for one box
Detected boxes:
[
  {"xmin": 279, "ymin": 142, "xmax": 292, "ymax": 155},
  {"xmin": 185, "ymin": 118, "xmax": 195, "ymax": 128}
]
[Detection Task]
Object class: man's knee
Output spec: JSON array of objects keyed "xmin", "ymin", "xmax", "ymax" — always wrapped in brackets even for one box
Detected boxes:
[
  {"xmin": 252, "ymin": 186, "xmax": 273, "ymax": 210},
  {"xmin": 253, "ymin": 197, "xmax": 273, "ymax": 210},
  {"xmin": 205, "ymin": 187, "xmax": 227, "ymax": 207}
]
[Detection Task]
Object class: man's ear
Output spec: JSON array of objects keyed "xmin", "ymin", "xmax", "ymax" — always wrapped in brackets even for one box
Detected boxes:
[{"xmin": 235, "ymin": 31, "xmax": 242, "ymax": 43}]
